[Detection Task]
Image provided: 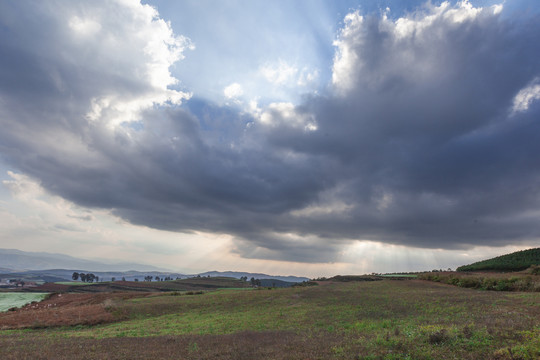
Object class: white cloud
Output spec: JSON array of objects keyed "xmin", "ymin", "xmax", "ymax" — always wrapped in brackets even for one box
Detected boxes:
[
  {"xmin": 297, "ymin": 68, "xmax": 319, "ymax": 87},
  {"xmin": 223, "ymin": 82, "xmax": 244, "ymax": 99},
  {"xmin": 512, "ymin": 78, "xmax": 540, "ymax": 113},
  {"xmin": 259, "ymin": 61, "xmax": 319, "ymax": 89},
  {"xmin": 69, "ymin": 16, "xmax": 102, "ymax": 35},
  {"xmin": 259, "ymin": 60, "xmax": 298, "ymax": 86},
  {"xmin": 332, "ymin": 11, "xmax": 363, "ymax": 92},
  {"xmin": 62, "ymin": 0, "xmax": 194, "ymax": 128}
]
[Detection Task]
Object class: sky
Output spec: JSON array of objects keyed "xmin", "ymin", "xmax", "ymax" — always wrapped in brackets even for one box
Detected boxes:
[{"xmin": 0, "ymin": 0, "xmax": 539, "ymax": 278}]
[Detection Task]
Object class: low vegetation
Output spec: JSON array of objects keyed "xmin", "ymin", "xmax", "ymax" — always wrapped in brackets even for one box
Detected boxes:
[
  {"xmin": 0, "ymin": 279, "xmax": 538, "ymax": 359},
  {"xmin": 0, "ymin": 292, "xmax": 49, "ymax": 312},
  {"xmin": 457, "ymin": 248, "xmax": 540, "ymax": 272},
  {"xmin": 419, "ymin": 271, "xmax": 540, "ymax": 292}
]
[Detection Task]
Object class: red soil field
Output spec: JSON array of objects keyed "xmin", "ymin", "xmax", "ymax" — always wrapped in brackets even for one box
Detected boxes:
[{"xmin": 0, "ymin": 292, "xmax": 151, "ymax": 329}]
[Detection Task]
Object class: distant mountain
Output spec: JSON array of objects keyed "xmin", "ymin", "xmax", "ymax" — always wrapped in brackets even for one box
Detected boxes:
[
  {"xmin": 0, "ymin": 269, "xmax": 187, "ymax": 283},
  {"xmin": 198, "ymin": 271, "xmax": 309, "ymax": 283},
  {"xmin": 0, "ymin": 249, "xmax": 311, "ymax": 283},
  {"xmin": 457, "ymin": 248, "xmax": 540, "ymax": 272},
  {"xmin": 257, "ymin": 279, "xmax": 297, "ymax": 288},
  {"xmin": 0, "ymin": 248, "xmax": 169, "ymax": 272}
]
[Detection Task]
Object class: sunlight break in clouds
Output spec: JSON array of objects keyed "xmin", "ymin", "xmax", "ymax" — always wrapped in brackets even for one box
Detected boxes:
[{"xmin": 0, "ymin": 0, "xmax": 539, "ymax": 275}]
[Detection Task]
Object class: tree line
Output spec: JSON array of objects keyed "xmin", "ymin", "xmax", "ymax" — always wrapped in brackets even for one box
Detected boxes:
[
  {"xmin": 71, "ymin": 272, "xmax": 98, "ymax": 283},
  {"xmin": 71, "ymin": 272, "xmax": 267, "ymax": 285},
  {"xmin": 71, "ymin": 272, "xmax": 181, "ymax": 282}
]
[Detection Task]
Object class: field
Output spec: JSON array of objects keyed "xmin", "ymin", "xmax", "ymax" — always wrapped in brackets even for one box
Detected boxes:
[
  {"xmin": 28, "ymin": 277, "xmax": 251, "ymax": 294},
  {"xmin": 420, "ymin": 271, "xmax": 540, "ymax": 291},
  {"xmin": 0, "ymin": 279, "xmax": 538, "ymax": 359},
  {"xmin": 0, "ymin": 293, "xmax": 49, "ymax": 312}
]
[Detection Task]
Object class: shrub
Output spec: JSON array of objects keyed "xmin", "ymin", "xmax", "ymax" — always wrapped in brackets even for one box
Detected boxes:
[
  {"xmin": 185, "ymin": 291, "xmax": 204, "ymax": 296},
  {"xmin": 528, "ymin": 265, "xmax": 540, "ymax": 275},
  {"xmin": 457, "ymin": 277, "xmax": 480, "ymax": 289},
  {"xmin": 481, "ymin": 278, "xmax": 497, "ymax": 290},
  {"xmin": 428, "ymin": 329, "xmax": 448, "ymax": 344}
]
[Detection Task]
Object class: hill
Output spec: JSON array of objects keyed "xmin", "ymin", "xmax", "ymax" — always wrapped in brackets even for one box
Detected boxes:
[
  {"xmin": 456, "ymin": 248, "xmax": 540, "ymax": 272},
  {"xmin": 198, "ymin": 271, "xmax": 309, "ymax": 283}
]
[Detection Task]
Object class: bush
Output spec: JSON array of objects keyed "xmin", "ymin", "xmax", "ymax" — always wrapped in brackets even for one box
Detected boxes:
[
  {"xmin": 421, "ymin": 272, "xmax": 539, "ymax": 292},
  {"xmin": 528, "ymin": 265, "xmax": 540, "ymax": 275},
  {"xmin": 494, "ymin": 281, "xmax": 509, "ymax": 291},
  {"xmin": 428, "ymin": 329, "xmax": 448, "ymax": 344},
  {"xmin": 185, "ymin": 291, "xmax": 204, "ymax": 296}
]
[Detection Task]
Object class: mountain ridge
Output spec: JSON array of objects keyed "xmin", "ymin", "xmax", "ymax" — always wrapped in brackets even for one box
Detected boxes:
[{"xmin": 0, "ymin": 249, "xmax": 310, "ymax": 283}]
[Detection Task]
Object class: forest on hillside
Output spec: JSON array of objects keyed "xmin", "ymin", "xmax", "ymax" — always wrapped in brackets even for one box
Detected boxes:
[{"xmin": 457, "ymin": 248, "xmax": 540, "ymax": 272}]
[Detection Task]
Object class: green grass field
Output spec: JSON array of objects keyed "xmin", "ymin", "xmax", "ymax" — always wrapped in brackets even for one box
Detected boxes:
[
  {"xmin": 0, "ymin": 293, "xmax": 49, "ymax": 312},
  {"xmin": 0, "ymin": 280, "xmax": 538, "ymax": 359}
]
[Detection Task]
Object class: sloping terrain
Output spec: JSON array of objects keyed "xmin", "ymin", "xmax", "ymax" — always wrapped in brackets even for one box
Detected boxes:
[
  {"xmin": 0, "ymin": 280, "xmax": 538, "ymax": 359},
  {"xmin": 457, "ymin": 248, "xmax": 540, "ymax": 272}
]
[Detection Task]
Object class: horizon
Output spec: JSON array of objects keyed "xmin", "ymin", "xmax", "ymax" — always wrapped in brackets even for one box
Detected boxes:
[{"xmin": 1, "ymin": 0, "xmax": 540, "ymax": 278}]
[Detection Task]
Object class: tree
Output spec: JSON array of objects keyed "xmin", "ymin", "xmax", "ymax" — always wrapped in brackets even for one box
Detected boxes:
[
  {"xmin": 155, "ymin": 276, "xmax": 160, "ymax": 281},
  {"xmin": 111, "ymin": 277, "xmax": 116, "ymax": 282},
  {"xmin": 122, "ymin": 277, "xmax": 126, "ymax": 281},
  {"xmin": 80, "ymin": 273, "xmax": 86, "ymax": 282},
  {"xmin": 95, "ymin": 276, "xmax": 99, "ymax": 282},
  {"xmin": 72, "ymin": 272, "xmax": 79, "ymax": 281}
]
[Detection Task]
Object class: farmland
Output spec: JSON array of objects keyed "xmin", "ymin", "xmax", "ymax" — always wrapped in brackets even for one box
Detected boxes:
[
  {"xmin": 0, "ymin": 279, "xmax": 538, "ymax": 359},
  {"xmin": 0, "ymin": 293, "xmax": 49, "ymax": 312},
  {"xmin": 27, "ymin": 276, "xmax": 252, "ymax": 294}
]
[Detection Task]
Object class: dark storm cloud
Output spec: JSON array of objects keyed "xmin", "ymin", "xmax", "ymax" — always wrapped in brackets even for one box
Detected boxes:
[{"xmin": 1, "ymin": 1, "xmax": 540, "ymax": 262}]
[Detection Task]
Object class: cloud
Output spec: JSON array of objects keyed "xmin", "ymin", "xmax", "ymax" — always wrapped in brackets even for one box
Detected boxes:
[
  {"xmin": 223, "ymin": 83, "xmax": 244, "ymax": 100},
  {"xmin": 259, "ymin": 59, "xmax": 298, "ymax": 86},
  {"xmin": 1, "ymin": 1, "xmax": 540, "ymax": 264},
  {"xmin": 512, "ymin": 78, "xmax": 540, "ymax": 113}
]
